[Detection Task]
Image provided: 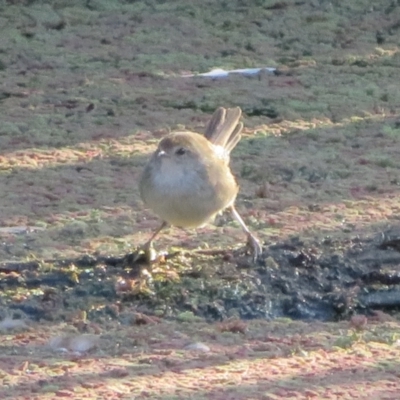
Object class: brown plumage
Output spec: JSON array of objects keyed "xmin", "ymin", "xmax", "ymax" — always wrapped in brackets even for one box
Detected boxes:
[
  {"xmin": 204, "ymin": 107, "xmax": 243, "ymax": 154},
  {"xmin": 139, "ymin": 107, "xmax": 261, "ymax": 260}
]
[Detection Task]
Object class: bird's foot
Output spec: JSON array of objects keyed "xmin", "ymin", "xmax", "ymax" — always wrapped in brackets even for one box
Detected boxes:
[
  {"xmin": 246, "ymin": 233, "xmax": 262, "ymax": 261},
  {"xmin": 128, "ymin": 241, "xmax": 158, "ymax": 266}
]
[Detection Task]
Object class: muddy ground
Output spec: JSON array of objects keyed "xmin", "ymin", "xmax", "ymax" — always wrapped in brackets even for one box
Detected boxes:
[{"xmin": 1, "ymin": 0, "xmax": 400, "ymax": 398}]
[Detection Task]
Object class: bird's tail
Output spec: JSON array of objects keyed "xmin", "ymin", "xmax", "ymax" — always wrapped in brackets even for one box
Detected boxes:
[{"xmin": 204, "ymin": 107, "xmax": 243, "ymax": 154}]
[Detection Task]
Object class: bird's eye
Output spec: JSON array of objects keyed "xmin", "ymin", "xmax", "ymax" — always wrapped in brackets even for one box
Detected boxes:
[{"xmin": 175, "ymin": 147, "xmax": 186, "ymax": 156}]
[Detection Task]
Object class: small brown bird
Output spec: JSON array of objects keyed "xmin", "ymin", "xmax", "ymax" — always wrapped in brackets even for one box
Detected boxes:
[{"xmin": 139, "ymin": 107, "xmax": 261, "ymax": 259}]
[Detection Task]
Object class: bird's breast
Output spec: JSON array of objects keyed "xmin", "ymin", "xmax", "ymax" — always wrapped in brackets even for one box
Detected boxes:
[{"xmin": 140, "ymin": 158, "xmax": 236, "ymax": 228}]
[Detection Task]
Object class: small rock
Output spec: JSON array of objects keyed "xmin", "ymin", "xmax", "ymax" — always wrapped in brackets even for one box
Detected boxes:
[
  {"xmin": 0, "ymin": 317, "xmax": 28, "ymax": 331},
  {"xmin": 49, "ymin": 334, "xmax": 99, "ymax": 353},
  {"xmin": 184, "ymin": 342, "xmax": 210, "ymax": 352}
]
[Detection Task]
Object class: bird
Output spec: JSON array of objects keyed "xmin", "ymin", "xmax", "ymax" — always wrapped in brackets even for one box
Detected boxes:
[{"xmin": 139, "ymin": 107, "xmax": 261, "ymax": 260}]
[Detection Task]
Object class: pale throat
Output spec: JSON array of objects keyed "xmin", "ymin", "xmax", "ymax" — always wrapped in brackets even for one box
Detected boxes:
[{"xmin": 153, "ymin": 158, "xmax": 201, "ymax": 192}]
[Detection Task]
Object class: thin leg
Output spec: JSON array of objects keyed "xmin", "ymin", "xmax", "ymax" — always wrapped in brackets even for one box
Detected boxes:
[
  {"xmin": 143, "ymin": 221, "xmax": 168, "ymax": 251},
  {"xmin": 229, "ymin": 206, "xmax": 262, "ymax": 261},
  {"xmin": 131, "ymin": 221, "xmax": 168, "ymax": 265}
]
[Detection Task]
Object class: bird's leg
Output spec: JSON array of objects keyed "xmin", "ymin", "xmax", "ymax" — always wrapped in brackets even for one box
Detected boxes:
[
  {"xmin": 229, "ymin": 206, "xmax": 262, "ymax": 261},
  {"xmin": 142, "ymin": 221, "xmax": 168, "ymax": 251},
  {"xmin": 133, "ymin": 221, "xmax": 168, "ymax": 264}
]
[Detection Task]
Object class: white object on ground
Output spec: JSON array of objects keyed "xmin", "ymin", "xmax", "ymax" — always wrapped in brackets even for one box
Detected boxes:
[{"xmin": 182, "ymin": 67, "xmax": 276, "ymax": 78}]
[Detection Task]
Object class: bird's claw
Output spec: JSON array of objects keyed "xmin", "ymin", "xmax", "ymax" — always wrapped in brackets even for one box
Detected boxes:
[
  {"xmin": 246, "ymin": 233, "xmax": 262, "ymax": 261},
  {"xmin": 130, "ymin": 241, "xmax": 158, "ymax": 265}
]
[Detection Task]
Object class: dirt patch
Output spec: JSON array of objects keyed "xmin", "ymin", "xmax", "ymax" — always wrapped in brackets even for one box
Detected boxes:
[{"xmin": 1, "ymin": 317, "xmax": 400, "ymax": 399}]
